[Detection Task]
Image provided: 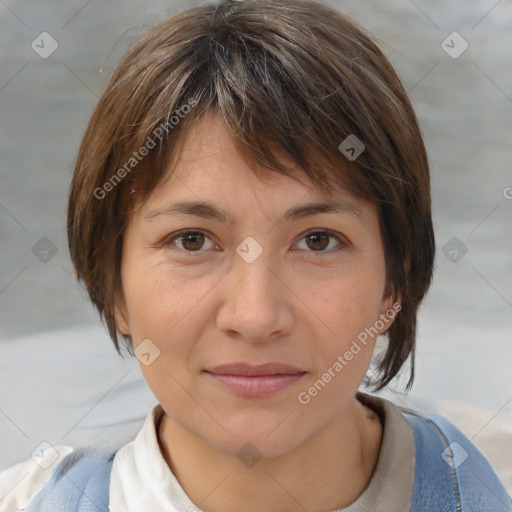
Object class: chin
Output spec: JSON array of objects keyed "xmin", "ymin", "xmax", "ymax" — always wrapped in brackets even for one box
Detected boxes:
[{"xmin": 202, "ymin": 411, "xmax": 305, "ymax": 460}]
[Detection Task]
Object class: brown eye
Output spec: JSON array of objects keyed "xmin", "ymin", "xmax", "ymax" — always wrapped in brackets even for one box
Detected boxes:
[
  {"xmin": 165, "ymin": 230, "xmax": 216, "ymax": 253},
  {"xmin": 296, "ymin": 230, "xmax": 345, "ymax": 253},
  {"xmin": 180, "ymin": 232, "xmax": 206, "ymax": 251},
  {"xmin": 305, "ymin": 232, "xmax": 330, "ymax": 251}
]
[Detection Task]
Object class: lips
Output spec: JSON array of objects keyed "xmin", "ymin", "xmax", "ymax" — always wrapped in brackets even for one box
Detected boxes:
[
  {"xmin": 207, "ymin": 362, "xmax": 305, "ymax": 376},
  {"xmin": 204, "ymin": 363, "xmax": 306, "ymax": 397}
]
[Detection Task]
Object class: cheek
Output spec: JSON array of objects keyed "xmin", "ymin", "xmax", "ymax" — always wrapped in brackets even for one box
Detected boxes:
[
  {"xmin": 123, "ymin": 268, "xmax": 207, "ymax": 408},
  {"xmin": 303, "ymin": 270, "xmax": 386, "ymax": 386},
  {"xmin": 121, "ymin": 258, "xmax": 196, "ymax": 340},
  {"xmin": 296, "ymin": 279, "xmax": 382, "ymax": 412},
  {"xmin": 121, "ymin": 258, "xmax": 220, "ymax": 382},
  {"xmin": 317, "ymin": 275, "xmax": 384, "ymax": 336},
  {"xmin": 124, "ymin": 277, "xmax": 178, "ymax": 338}
]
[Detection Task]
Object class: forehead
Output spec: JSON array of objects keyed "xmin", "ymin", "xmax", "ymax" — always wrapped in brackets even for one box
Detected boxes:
[{"xmin": 136, "ymin": 110, "xmax": 372, "ymax": 226}]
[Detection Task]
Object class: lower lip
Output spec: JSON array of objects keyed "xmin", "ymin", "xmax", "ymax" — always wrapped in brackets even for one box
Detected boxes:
[{"xmin": 205, "ymin": 372, "xmax": 306, "ymax": 397}]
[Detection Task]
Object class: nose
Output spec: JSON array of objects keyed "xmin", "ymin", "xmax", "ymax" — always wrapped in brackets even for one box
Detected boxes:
[{"xmin": 215, "ymin": 248, "xmax": 295, "ymax": 343}]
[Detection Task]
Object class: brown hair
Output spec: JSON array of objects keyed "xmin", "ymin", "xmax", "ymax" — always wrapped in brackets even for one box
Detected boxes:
[{"xmin": 67, "ymin": 0, "xmax": 435, "ymax": 390}]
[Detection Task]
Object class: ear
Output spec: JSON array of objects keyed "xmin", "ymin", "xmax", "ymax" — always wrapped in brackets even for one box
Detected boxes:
[
  {"xmin": 114, "ymin": 295, "xmax": 131, "ymax": 336},
  {"xmin": 377, "ymin": 293, "xmax": 402, "ymax": 335}
]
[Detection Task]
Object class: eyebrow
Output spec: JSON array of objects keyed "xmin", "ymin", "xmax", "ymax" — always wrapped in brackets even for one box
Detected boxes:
[{"xmin": 144, "ymin": 199, "xmax": 365, "ymax": 224}]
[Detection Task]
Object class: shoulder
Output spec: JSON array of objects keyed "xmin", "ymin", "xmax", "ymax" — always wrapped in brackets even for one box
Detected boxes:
[
  {"xmin": 0, "ymin": 447, "xmax": 116, "ymax": 512},
  {"xmin": 405, "ymin": 411, "xmax": 512, "ymax": 511},
  {"xmin": 23, "ymin": 449, "xmax": 114, "ymax": 512},
  {"xmin": 0, "ymin": 445, "xmax": 73, "ymax": 512}
]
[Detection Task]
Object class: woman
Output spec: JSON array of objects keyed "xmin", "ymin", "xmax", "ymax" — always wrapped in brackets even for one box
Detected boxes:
[{"xmin": 1, "ymin": 0, "xmax": 510, "ymax": 510}]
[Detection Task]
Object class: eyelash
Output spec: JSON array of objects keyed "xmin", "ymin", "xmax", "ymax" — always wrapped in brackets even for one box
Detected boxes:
[{"xmin": 162, "ymin": 229, "xmax": 348, "ymax": 255}]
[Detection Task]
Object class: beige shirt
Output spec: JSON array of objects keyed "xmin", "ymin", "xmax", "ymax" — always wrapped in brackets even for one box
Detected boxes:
[
  {"xmin": 337, "ymin": 393, "xmax": 415, "ymax": 511},
  {"xmin": 0, "ymin": 393, "xmax": 415, "ymax": 511}
]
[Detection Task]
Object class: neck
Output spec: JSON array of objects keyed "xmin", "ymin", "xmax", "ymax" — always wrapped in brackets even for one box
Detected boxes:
[{"xmin": 158, "ymin": 397, "xmax": 382, "ymax": 512}]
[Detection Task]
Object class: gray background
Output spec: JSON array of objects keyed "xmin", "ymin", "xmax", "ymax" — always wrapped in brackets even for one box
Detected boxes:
[{"xmin": 1, "ymin": 0, "xmax": 511, "ymax": 489}]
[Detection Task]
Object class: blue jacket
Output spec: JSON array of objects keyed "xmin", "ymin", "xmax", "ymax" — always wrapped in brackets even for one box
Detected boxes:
[{"xmin": 25, "ymin": 410, "xmax": 511, "ymax": 511}]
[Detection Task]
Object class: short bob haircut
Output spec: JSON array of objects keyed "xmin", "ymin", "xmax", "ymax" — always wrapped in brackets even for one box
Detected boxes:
[{"xmin": 67, "ymin": 0, "xmax": 435, "ymax": 390}]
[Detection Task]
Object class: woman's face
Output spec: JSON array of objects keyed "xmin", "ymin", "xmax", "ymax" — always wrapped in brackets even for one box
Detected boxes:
[{"xmin": 115, "ymin": 111, "xmax": 396, "ymax": 458}]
